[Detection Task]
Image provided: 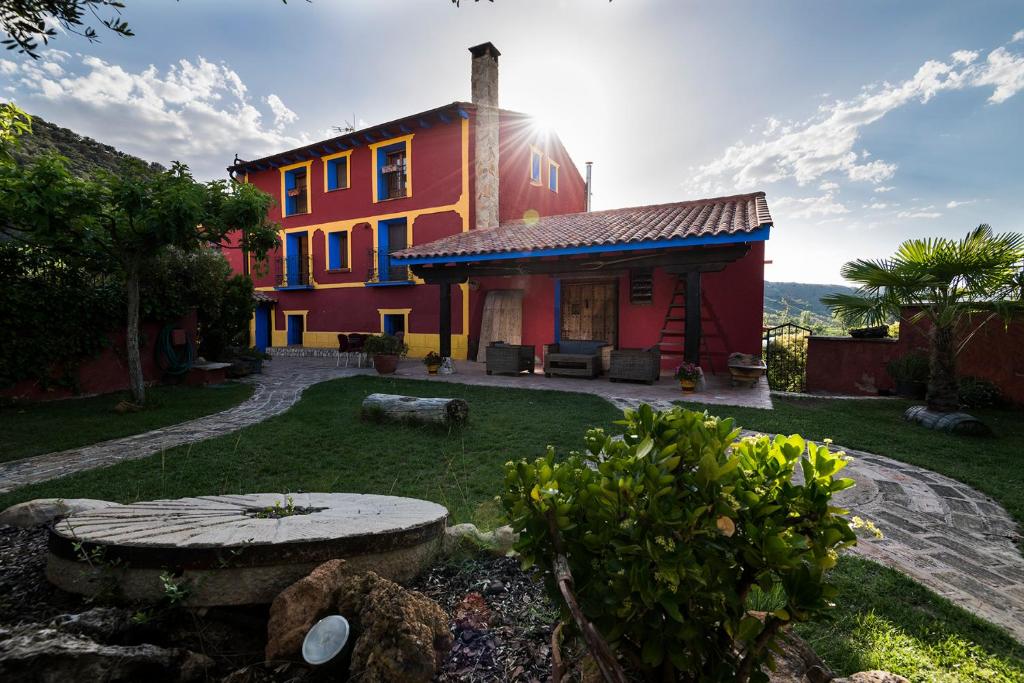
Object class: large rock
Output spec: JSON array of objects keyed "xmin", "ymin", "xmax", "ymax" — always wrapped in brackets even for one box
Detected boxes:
[
  {"xmin": 0, "ymin": 498, "xmax": 118, "ymax": 528},
  {"xmin": 835, "ymin": 673, "xmax": 910, "ymax": 683},
  {"xmin": 265, "ymin": 559, "xmax": 451, "ymax": 682},
  {"xmin": 765, "ymin": 630, "xmax": 832, "ymax": 682},
  {"xmin": 0, "ymin": 624, "xmax": 213, "ymax": 682},
  {"xmin": 49, "ymin": 607, "xmax": 134, "ymax": 643}
]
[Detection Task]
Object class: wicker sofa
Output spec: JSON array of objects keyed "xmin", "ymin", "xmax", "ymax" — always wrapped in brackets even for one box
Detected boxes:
[
  {"xmin": 485, "ymin": 342, "xmax": 535, "ymax": 375},
  {"xmin": 609, "ymin": 347, "xmax": 661, "ymax": 384},
  {"xmin": 543, "ymin": 340, "xmax": 610, "ymax": 379}
]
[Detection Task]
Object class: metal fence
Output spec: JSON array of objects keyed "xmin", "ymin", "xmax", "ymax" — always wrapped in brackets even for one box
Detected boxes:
[{"xmin": 762, "ymin": 323, "xmax": 813, "ymax": 392}]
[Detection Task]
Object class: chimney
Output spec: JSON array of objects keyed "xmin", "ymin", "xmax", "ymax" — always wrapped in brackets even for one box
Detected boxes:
[
  {"xmin": 470, "ymin": 42, "xmax": 500, "ymax": 230},
  {"xmin": 585, "ymin": 161, "xmax": 593, "ymax": 212}
]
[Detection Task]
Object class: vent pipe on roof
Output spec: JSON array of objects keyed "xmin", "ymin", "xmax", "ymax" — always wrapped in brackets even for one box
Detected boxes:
[
  {"xmin": 585, "ymin": 161, "xmax": 593, "ymax": 212},
  {"xmin": 470, "ymin": 42, "xmax": 500, "ymax": 230}
]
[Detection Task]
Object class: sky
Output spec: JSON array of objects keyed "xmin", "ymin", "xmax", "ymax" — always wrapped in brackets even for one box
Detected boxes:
[{"xmin": 1, "ymin": 0, "xmax": 1022, "ymax": 285}]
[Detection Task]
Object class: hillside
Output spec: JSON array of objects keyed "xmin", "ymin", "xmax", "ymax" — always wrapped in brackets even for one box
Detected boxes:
[
  {"xmin": 764, "ymin": 281, "xmax": 857, "ymax": 331},
  {"xmin": 10, "ymin": 113, "xmax": 162, "ymax": 177}
]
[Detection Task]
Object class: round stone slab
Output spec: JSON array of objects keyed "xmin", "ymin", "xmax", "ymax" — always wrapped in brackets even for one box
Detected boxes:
[{"xmin": 46, "ymin": 493, "xmax": 448, "ymax": 606}]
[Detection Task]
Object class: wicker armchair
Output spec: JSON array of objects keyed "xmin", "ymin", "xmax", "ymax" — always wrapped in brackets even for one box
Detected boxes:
[
  {"xmin": 609, "ymin": 347, "xmax": 661, "ymax": 384},
  {"xmin": 543, "ymin": 340, "xmax": 610, "ymax": 379},
  {"xmin": 485, "ymin": 342, "xmax": 535, "ymax": 375}
]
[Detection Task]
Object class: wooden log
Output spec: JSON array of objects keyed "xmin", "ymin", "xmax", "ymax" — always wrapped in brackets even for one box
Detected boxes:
[
  {"xmin": 361, "ymin": 393, "xmax": 469, "ymax": 427},
  {"xmin": 904, "ymin": 405, "xmax": 990, "ymax": 436}
]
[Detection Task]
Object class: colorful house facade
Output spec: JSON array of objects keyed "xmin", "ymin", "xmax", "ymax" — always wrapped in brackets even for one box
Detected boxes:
[{"xmin": 226, "ymin": 43, "xmax": 772, "ymax": 372}]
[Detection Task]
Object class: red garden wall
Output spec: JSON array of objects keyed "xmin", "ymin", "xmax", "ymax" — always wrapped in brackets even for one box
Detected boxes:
[
  {"xmin": 2, "ymin": 311, "xmax": 199, "ymax": 402},
  {"xmin": 805, "ymin": 307, "xmax": 1024, "ymax": 404}
]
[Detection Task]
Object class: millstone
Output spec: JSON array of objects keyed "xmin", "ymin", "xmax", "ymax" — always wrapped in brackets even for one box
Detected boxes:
[{"xmin": 46, "ymin": 493, "xmax": 448, "ymax": 606}]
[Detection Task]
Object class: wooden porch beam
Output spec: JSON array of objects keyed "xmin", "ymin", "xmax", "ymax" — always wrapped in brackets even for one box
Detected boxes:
[
  {"xmin": 439, "ymin": 281, "xmax": 452, "ymax": 358},
  {"xmin": 684, "ymin": 271, "xmax": 701, "ymax": 365}
]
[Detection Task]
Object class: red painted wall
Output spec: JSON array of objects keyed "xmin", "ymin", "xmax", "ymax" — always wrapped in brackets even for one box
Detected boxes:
[
  {"xmin": 2, "ymin": 311, "xmax": 199, "ymax": 402},
  {"xmin": 805, "ymin": 307, "xmax": 1024, "ymax": 404}
]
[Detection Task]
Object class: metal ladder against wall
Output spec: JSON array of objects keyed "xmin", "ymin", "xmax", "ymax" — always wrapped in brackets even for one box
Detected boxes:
[{"xmin": 656, "ymin": 276, "xmax": 732, "ymax": 374}]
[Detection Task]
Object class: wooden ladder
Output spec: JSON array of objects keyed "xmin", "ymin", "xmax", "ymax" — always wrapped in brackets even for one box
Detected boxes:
[{"xmin": 656, "ymin": 277, "xmax": 731, "ymax": 374}]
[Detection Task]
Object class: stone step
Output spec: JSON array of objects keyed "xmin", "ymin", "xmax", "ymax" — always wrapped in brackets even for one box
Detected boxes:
[{"xmin": 266, "ymin": 347, "xmax": 344, "ymax": 358}]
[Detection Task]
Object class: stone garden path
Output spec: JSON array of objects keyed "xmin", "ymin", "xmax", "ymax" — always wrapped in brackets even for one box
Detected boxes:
[
  {"xmin": 2, "ymin": 359, "xmax": 1022, "ymax": 642},
  {"xmin": 0, "ymin": 358, "xmax": 372, "ymax": 495}
]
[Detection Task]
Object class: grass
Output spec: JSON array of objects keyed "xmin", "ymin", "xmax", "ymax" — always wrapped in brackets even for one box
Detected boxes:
[
  {"xmin": 795, "ymin": 556, "xmax": 1024, "ymax": 682},
  {"xmin": 0, "ymin": 382, "xmax": 254, "ymax": 463},
  {"xmin": 0, "ymin": 376, "xmax": 621, "ymax": 523},
  {"xmin": 679, "ymin": 396, "xmax": 1024, "ymax": 531}
]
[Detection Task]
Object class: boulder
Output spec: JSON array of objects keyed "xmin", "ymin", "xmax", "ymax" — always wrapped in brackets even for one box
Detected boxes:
[
  {"xmin": 49, "ymin": 607, "xmax": 134, "ymax": 643},
  {"xmin": 765, "ymin": 630, "xmax": 833, "ymax": 682},
  {"xmin": 0, "ymin": 624, "xmax": 213, "ymax": 682},
  {"xmin": 0, "ymin": 498, "xmax": 119, "ymax": 528},
  {"xmin": 835, "ymin": 673, "xmax": 910, "ymax": 683},
  {"xmin": 265, "ymin": 559, "xmax": 451, "ymax": 682}
]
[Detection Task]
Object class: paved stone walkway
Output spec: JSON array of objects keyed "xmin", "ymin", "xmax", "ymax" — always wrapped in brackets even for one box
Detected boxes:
[
  {"xmin": 0, "ymin": 359, "xmax": 372, "ymax": 494},
  {"xmin": 2, "ymin": 359, "xmax": 1021, "ymax": 641}
]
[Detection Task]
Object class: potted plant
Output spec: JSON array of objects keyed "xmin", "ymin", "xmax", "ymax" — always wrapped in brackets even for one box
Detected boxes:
[
  {"xmin": 364, "ymin": 333, "xmax": 408, "ymax": 375},
  {"xmin": 422, "ymin": 351, "xmax": 443, "ymax": 375},
  {"xmin": 887, "ymin": 351, "xmax": 929, "ymax": 399},
  {"xmin": 673, "ymin": 361, "xmax": 702, "ymax": 392}
]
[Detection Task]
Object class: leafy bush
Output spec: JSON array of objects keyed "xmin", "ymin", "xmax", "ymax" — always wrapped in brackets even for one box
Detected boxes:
[
  {"xmin": 363, "ymin": 333, "xmax": 408, "ymax": 357},
  {"xmin": 958, "ymin": 376, "xmax": 1003, "ymax": 409},
  {"xmin": 502, "ymin": 405, "xmax": 860, "ymax": 682},
  {"xmin": 886, "ymin": 352, "xmax": 929, "ymax": 383},
  {"xmin": 765, "ymin": 336, "xmax": 808, "ymax": 392}
]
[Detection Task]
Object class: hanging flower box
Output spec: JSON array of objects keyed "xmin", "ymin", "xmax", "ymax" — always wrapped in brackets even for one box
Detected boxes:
[
  {"xmin": 381, "ymin": 163, "xmax": 404, "ymax": 174},
  {"xmin": 287, "ymin": 188, "xmax": 303, "ymax": 197}
]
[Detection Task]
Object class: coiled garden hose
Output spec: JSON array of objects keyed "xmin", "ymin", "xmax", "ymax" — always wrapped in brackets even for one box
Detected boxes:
[{"xmin": 158, "ymin": 324, "xmax": 195, "ymax": 376}]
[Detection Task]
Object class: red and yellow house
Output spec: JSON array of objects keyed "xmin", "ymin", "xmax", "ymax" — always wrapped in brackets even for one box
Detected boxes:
[{"xmin": 226, "ymin": 43, "xmax": 772, "ymax": 373}]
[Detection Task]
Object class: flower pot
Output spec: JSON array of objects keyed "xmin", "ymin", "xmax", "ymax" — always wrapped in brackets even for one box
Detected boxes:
[
  {"xmin": 679, "ymin": 378, "xmax": 696, "ymax": 392},
  {"xmin": 426, "ymin": 364, "xmax": 440, "ymax": 375},
  {"xmin": 372, "ymin": 354, "xmax": 399, "ymax": 375}
]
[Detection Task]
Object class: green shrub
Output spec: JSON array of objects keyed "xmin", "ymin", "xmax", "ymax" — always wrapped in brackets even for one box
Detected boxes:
[
  {"xmin": 765, "ymin": 336, "xmax": 808, "ymax": 392},
  {"xmin": 886, "ymin": 352, "xmax": 929, "ymax": 383},
  {"xmin": 363, "ymin": 333, "xmax": 408, "ymax": 357},
  {"xmin": 502, "ymin": 405, "xmax": 860, "ymax": 682},
  {"xmin": 958, "ymin": 376, "xmax": 1003, "ymax": 409}
]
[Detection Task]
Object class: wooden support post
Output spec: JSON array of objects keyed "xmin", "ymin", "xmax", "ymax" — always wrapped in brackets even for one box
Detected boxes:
[
  {"xmin": 684, "ymin": 271, "xmax": 702, "ymax": 364},
  {"xmin": 439, "ymin": 280, "xmax": 452, "ymax": 358}
]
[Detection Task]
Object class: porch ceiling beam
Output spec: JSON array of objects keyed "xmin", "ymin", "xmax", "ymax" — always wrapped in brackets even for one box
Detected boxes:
[{"xmin": 410, "ymin": 244, "xmax": 749, "ymax": 281}]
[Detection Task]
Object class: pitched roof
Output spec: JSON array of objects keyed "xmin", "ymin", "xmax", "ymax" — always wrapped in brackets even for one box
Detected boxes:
[{"xmin": 394, "ymin": 192, "xmax": 772, "ymax": 262}]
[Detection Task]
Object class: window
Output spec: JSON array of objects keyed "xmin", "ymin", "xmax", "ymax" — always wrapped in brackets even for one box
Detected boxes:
[
  {"xmin": 327, "ymin": 231, "xmax": 349, "ymax": 270},
  {"xmin": 283, "ymin": 165, "xmax": 310, "ymax": 216},
  {"xmin": 282, "ymin": 232, "xmax": 311, "ymax": 287},
  {"xmin": 629, "ymin": 269, "xmax": 653, "ymax": 304},
  {"xmin": 375, "ymin": 140, "xmax": 410, "ymax": 201},
  {"xmin": 323, "ymin": 151, "xmax": 351, "ymax": 191},
  {"xmin": 382, "ymin": 313, "xmax": 406, "ymax": 336},
  {"xmin": 529, "ymin": 148, "xmax": 542, "ymax": 185},
  {"xmin": 375, "ymin": 218, "xmax": 410, "ymax": 283},
  {"xmin": 548, "ymin": 160, "xmax": 559, "ymax": 192}
]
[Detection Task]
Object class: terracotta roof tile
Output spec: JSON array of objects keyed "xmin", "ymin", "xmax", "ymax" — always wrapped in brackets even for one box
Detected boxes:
[{"xmin": 394, "ymin": 192, "xmax": 772, "ymax": 261}]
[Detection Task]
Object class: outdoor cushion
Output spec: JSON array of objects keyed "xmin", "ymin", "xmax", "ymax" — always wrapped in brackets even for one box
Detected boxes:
[{"xmin": 558, "ymin": 340, "xmax": 607, "ymax": 355}]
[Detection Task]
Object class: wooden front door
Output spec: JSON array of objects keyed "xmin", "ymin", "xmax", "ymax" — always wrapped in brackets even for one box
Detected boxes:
[{"xmin": 560, "ymin": 281, "xmax": 617, "ymax": 346}]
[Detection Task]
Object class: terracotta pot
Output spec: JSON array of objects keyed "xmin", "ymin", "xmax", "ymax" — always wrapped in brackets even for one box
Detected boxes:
[
  {"xmin": 679, "ymin": 378, "xmax": 696, "ymax": 392},
  {"xmin": 373, "ymin": 354, "xmax": 399, "ymax": 375},
  {"xmin": 426, "ymin": 364, "xmax": 440, "ymax": 375}
]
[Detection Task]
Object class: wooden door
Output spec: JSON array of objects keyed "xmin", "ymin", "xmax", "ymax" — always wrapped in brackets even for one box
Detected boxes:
[
  {"xmin": 476, "ymin": 290, "xmax": 524, "ymax": 361},
  {"xmin": 560, "ymin": 281, "xmax": 617, "ymax": 346}
]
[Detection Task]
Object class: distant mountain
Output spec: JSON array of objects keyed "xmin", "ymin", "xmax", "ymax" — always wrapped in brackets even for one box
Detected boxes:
[
  {"xmin": 764, "ymin": 281, "xmax": 857, "ymax": 331},
  {"xmin": 10, "ymin": 113, "xmax": 163, "ymax": 177}
]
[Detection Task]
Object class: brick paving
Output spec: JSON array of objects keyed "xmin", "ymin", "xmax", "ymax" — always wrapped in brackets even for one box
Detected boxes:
[{"xmin": 1, "ymin": 357, "xmax": 1021, "ymax": 642}]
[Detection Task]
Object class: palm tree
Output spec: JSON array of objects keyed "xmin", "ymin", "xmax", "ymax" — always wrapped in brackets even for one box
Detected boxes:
[{"xmin": 822, "ymin": 225, "xmax": 1024, "ymax": 412}]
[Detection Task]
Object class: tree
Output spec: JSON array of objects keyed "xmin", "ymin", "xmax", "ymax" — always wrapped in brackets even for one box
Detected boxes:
[
  {"xmin": 0, "ymin": 1, "xmax": 132, "ymax": 59},
  {"xmin": 822, "ymin": 225, "xmax": 1024, "ymax": 412},
  {"xmin": 0, "ymin": 154, "xmax": 278, "ymax": 404}
]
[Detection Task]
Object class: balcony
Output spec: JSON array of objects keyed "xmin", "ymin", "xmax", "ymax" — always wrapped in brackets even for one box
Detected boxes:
[{"xmin": 274, "ymin": 254, "xmax": 314, "ymax": 290}]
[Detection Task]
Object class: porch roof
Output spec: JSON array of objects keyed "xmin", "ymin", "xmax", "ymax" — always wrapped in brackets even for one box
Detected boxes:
[{"xmin": 392, "ymin": 192, "xmax": 772, "ymax": 265}]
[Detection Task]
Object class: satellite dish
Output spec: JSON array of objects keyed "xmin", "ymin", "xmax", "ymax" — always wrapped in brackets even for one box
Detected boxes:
[{"xmin": 302, "ymin": 614, "xmax": 350, "ymax": 666}]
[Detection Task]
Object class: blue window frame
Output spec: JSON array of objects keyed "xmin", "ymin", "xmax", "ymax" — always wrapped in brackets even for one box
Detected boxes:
[
  {"xmin": 286, "ymin": 314, "xmax": 304, "ymax": 346},
  {"xmin": 382, "ymin": 314, "xmax": 405, "ymax": 335},
  {"xmin": 548, "ymin": 161, "xmax": 559, "ymax": 192},
  {"xmin": 376, "ymin": 142, "xmax": 408, "ymax": 201},
  {"xmin": 283, "ymin": 232, "xmax": 311, "ymax": 288},
  {"xmin": 327, "ymin": 231, "xmax": 348, "ymax": 270},
  {"xmin": 530, "ymin": 148, "xmax": 542, "ymax": 184},
  {"xmin": 284, "ymin": 167, "xmax": 308, "ymax": 216},
  {"xmin": 374, "ymin": 218, "xmax": 410, "ymax": 283},
  {"xmin": 326, "ymin": 156, "xmax": 348, "ymax": 191}
]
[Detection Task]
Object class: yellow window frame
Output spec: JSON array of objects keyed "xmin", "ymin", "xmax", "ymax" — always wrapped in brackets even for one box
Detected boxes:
[
  {"xmin": 369, "ymin": 134, "xmax": 414, "ymax": 203},
  {"xmin": 322, "ymin": 149, "xmax": 353, "ymax": 193},
  {"xmin": 279, "ymin": 160, "xmax": 313, "ymax": 218}
]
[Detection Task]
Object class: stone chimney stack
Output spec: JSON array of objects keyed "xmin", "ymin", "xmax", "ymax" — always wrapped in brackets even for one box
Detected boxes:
[{"xmin": 470, "ymin": 42, "xmax": 500, "ymax": 230}]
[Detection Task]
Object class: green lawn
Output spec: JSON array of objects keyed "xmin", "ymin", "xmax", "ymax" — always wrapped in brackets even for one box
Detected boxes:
[
  {"xmin": 0, "ymin": 382, "xmax": 254, "ymax": 463},
  {"xmin": 680, "ymin": 396, "xmax": 1024, "ymax": 531},
  {"xmin": 796, "ymin": 557, "xmax": 1024, "ymax": 682},
  {"xmin": 0, "ymin": 376, "xmax": 621, "ymax": 523}
]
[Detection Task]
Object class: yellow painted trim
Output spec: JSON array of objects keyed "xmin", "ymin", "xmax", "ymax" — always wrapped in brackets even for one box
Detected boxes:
[
  {"xmin": 323, "ymin": 225, "xmax": 353, "ymax": 270},
  {"xmin": 369, "ymin": 133, "xmax": 414, "ymax": 203},
  {"xmin": 279, "ymin": 160, "xmax": 314, "ymax": 219},
  {"xmin": 294, "ymin": 330, "xmax": 468, "ymax": 359},
  {"xmin": 321, "ymin": 149, "xmax": 353, "ymax": 192},
  {"xmin": 377, "ymin": 307, "xmax": 412, "ymax": 333},
  {"xmin": 529, "ymin": 146, "xmax": 543, "ymax": 186},
  {"xmin": 282, "ymin": 229, "xmax": 316, "ymax": 287},
  {"xmin": 280, "ymin": 309, "xmax": 309, "ymax": 345},
  {"xmin": 548, "ymin": 159, "xmax": 560, "ymax": 193}
]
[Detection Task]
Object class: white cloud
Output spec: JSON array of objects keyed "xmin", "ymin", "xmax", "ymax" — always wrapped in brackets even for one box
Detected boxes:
[
  {"xmin": 867, "ymin": 203, "xmax": 888, "ymax": 209},
  {"xmin": 1013, "ymin": 30, "xmax": 1024, "ymax": 43},
  {"xmin": 0, "ymin": 52, "xmax": 308, "ymax": 179},
  {"xmin": 898, "ymin": 209, "xmax": 942, "ymax": 219},
  {"xmin": 946, "ymin": 199, "xmax": 976, "ymax": 208},
  {"xmin": 772, "ymin": 193, "xmax": 849, "ymax": 220},
  {"xmin": 873, "ymin": 186, "xmax": 895, "ymax": 193},
  {"xmin": 818, "ymin": 181, "xmax": 839, "ymax": 191},
  {"xmin": 687, "ymin": 37, "xmax": 1024, "ymax": 193}
]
